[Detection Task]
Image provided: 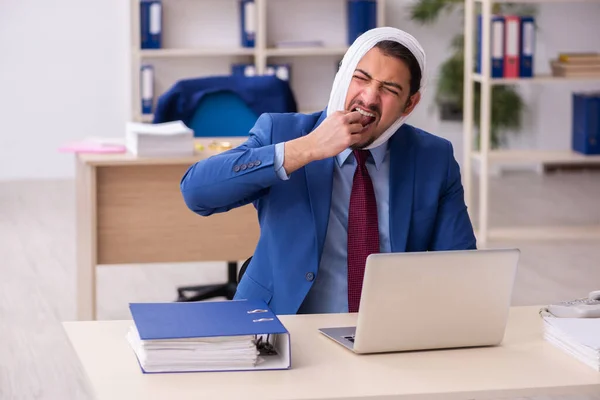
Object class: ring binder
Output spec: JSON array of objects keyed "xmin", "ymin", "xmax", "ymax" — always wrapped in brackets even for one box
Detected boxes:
[{"xmin": 127, "ymin": 300, "xmax": 291, "ymax": 373}]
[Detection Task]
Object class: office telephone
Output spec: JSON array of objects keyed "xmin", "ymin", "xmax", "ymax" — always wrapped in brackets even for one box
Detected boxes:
[{"xmin": 547, "ymin": 290, "xmax": 600, "ymax": 318}]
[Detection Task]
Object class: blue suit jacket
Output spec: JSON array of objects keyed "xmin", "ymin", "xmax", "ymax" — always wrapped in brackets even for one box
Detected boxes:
[{"xmin": 180, "ymin": 110, "xmax": 477, "ymax": 315}]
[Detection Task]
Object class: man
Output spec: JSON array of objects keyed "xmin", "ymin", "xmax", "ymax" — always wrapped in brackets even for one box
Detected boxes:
[{"xmin": 180, "ymin": 27, "xmax": 477, "ymax": 315}]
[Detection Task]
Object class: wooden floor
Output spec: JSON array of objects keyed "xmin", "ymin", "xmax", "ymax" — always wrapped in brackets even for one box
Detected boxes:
[{"xmin": 0, "ymin": 172, "xmax": 599, "ymax": 400}]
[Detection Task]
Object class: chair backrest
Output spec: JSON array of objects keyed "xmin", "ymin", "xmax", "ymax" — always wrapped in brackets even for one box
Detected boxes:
[
  {"xmin": 238, "ymin": 256, "xmax": 252, "ymax": 283},
  {"xmin": 152, "ymin": 75, "xmax": 297, "ymax": 134},
  {"xmin": 189, "ymin": 91, "xmax": 259, "ymax": 137}
]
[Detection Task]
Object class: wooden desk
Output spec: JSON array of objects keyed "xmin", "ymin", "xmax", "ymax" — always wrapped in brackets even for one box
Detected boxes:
[
  {"xmin": 63, "ymin": 306, "xmax": 600, "ymax": 400},
  {"xmin": 75, "ymin": 138, "xmax": 259, "ymax": 320}
]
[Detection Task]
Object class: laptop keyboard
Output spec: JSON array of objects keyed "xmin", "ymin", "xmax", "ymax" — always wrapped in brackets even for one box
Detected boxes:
[{"xmin": 344, "ymin": 335, "xmax": 355, "ymax": 343}]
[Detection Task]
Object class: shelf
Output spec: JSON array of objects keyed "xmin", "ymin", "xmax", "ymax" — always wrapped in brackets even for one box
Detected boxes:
[
  {"xmin": 265, "ymin": 47, "xmax": 348, "ymax": 57},
  {"xmin": 138, "ymin": 48, "xmax": 255, "ymax": 58},
  {"xmin": 472, "ymin": 73, "xmax": 600, "ymax": 85},
  {"xmin": 471, "ymin": 150, "xmax": 600, "ymax": 165},
  {"xmin": 480, "ymin": 225, "xmax": 600, "ymax": 241}
]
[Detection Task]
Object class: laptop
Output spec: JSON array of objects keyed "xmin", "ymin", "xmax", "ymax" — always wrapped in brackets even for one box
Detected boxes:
[{"xmin": 319, "ymin": 248, "xmax": 520, "ymax": 354}]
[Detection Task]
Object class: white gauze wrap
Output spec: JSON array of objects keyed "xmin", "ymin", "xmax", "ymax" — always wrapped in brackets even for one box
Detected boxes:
[{"xmin": 326, "ymin": 27, "xmax": 427, "ymax": 150}]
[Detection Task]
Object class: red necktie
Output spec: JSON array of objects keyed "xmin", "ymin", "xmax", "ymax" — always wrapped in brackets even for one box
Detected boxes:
[{"xmin": 347, "ymin": 149, "xmax": 380, "ymax": 313}]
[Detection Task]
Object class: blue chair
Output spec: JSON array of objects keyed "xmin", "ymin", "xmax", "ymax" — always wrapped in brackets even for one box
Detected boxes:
[
  {"xmin": 153, "ymin": 74, "xmax": 297, "ymax": 130},
  {"xmin": 152, "ymin": 75, "xmax": 297, "ymax": 302},
  {"xmin": 188, "ymin": 91, "xmax": 259, "ymax": 138}
]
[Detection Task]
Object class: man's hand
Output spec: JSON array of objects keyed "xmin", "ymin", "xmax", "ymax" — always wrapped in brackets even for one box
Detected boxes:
[
  {"xmin": 282, "ymin": 111, "xmax": 366, "ymax": 175},
  {"xmin": 305, "ymin": 110, "xmax": 366, "ymax": 160}
]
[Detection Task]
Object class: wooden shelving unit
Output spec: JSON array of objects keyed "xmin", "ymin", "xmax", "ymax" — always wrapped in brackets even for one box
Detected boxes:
[
  {"xmin": 462, "ymin": 0, "xmax": 600, "ymax": 244},
  {"xmin": 130, "ymin": 0, "xmax": 387, "ymax": 123}
]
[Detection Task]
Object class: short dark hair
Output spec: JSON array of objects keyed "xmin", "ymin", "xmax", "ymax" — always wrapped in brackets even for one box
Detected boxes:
[{"xmin": 374, "ymin": 40, "xmax": 421, "ymax": 97}]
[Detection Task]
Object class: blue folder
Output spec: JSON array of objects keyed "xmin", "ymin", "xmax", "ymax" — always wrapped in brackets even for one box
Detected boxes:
[
  {"xmin": 140, "ymin": 64, "xmax": 154, "ymax": 115},
  {"xmin": 519, "ymin": 16, "xmax": 535, "ymax": 78},
  {"xmin": 476, "ymin": 14, "xmax": 505, "ymax": 78},
  {"xmin": 572, "ymin": 92, "xmax": 600, "ymax": 155},
  {"xmin": 140, "ymin": 0, "xmax": 162, "ymax": 49},
  {"xmin": 347, "ymin": 0, "xmax": 377, "ymax": 45},
  {"xmin": 128, "ymin": 299, "xmax": 291, "ymax": 372},
  {"xmin": 240, "ymin": 0, "xmax": 256, "ymax": 48},
  {"xmin": 231, "ymin": 63, "xmax": 257, "ymax": 77}
]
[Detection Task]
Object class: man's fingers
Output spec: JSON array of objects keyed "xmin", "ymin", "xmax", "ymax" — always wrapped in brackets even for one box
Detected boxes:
[
  {"xmin": 348, "ymin": 123, "xmax": 364, "ymax": 134},
  {"xmin": 344, "ymin": 111, "xmax": 362, "ymax": 124}
]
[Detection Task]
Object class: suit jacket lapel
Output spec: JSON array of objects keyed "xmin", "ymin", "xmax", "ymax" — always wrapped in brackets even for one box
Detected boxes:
[
  {"xmin": 304, "ymin": 111, "xmax": 334, "ymax": 264},
  {"xmin": 389, "ymin": 125, "xmax": 415, "ymax": 252}
]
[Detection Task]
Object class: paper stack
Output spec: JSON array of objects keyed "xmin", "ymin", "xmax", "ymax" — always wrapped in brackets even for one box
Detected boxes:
[
  {"xmin": 127, "ymin": 327, "xmax": 260, "ymax": 373},
  {"xmin": 126, "ymin": 300, "xmax": 291, "ymax": 373},
  {"xmin": 542, "ymin": 312, "xmax": 600, "ymax": 371},
  {"xmin": 125, "ymin": 121, "xmax": 194, "ymax": 157},
  {"xmin": 550, "ymin": 52, "xmax": 600, "ymax": 78}
]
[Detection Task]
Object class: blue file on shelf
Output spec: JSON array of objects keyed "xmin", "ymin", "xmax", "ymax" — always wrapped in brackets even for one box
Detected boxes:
[
  {"xmin": 240, "ymin": 0, "xmax": 256, "ymax": 48},
  {"xmin": 267, "ymin": 64, "xmax": 291, "ymax": 81},
  {"xmin": 231, "ymin": 63, "xmax": 257, "ymax": 77},
  {"xmin": 519, "ymin": 16, "xmax": 535, "ymax": 78},
  {"xmin": 347, "ymin": 0, "xmax": 377, "ymax": 46},
  {"xmin": 140, "ymin": 64, "xmax": 154, "ymax": 115},
  {"xmin": 572, "ymin": 92, "xmax": 600, "ymax": 155},
  {"xmin": 140, "ymin": 0, "xmax": 162, "ymax": 49},
  {"xmin": 476, "ymin": 14, "xmax": 505, "ymax": 78}
]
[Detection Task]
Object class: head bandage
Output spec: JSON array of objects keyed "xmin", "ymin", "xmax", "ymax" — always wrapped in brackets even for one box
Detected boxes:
[{"xmin": 326, "ymin": 27, "xmax": 427, "ymax": 150}]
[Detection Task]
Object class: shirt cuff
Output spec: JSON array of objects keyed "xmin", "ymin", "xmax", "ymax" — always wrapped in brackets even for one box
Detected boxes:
[{"xmin": 274, "ymin": 142, "xmax": 290, "ymax": 181}]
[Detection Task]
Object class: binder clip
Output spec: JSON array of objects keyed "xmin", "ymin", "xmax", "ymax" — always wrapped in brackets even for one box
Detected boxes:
[{"xmin": 256, "ymin": 334, "xmax": 278, "ymax": 356}]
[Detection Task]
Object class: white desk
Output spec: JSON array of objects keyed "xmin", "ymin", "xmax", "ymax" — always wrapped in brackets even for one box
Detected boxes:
[{"xmin": 63, "ymin": 306, "xmax": 600, "ymax": 400}]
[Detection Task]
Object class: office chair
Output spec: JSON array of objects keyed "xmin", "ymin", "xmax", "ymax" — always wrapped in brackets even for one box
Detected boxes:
[
  {"xmin": 153, "ymin": 75, "xmax": 296, "ymax": 302},
  {"xmin": 237, "ymin": 256, "xmax": 251, "ymax": 283},
  {"xmin": 176, "ymin": 256, "xmax": 252, "ymax": 301}
]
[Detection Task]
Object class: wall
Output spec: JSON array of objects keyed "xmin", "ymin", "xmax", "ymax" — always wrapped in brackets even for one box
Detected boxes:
[
  {"xmin": 0, "ymin": 0, "xmax": 598, "ymax": 181},
  {"xmin": 0, "ymin": 0, "xmax": 130, "ymax": 181}
]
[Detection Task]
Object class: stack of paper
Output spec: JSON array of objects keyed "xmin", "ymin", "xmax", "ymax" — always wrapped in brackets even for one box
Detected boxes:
[
  {"xmin": 125, "ymin": 121, "xmax": 194, "ymax": 157},
  {"xmin": 127, "ymin": 327, "xmax": 260, "ymax": 373},
  {"xmin": 126, "ymin": 300, "xmax": 291, "ymax": 373},
  {"xmin": 550, "ymin": 52, "xmax": 600, "ymax": 78},
  {"xmin": 542, "ymin": 313, "xmax": 600, "ymax": 371}
]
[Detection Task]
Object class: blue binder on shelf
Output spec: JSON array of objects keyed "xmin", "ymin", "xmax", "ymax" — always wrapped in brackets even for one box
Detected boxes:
[
  {"xmin": 231, "ymin": 63, "xmax": 257, "ymax": 77},
  {"xmin": 476, "ymin": 14, "xmax": 505, "ymax": 78},
  {"xmin": 519, "ymin": 16, "xmax": 535, "ymax": 78},
  {"xmin": 140, "ymin": 0, "xmax": 162, "ymax": 49},
  {"xmin": 140, "ymin": 64, "xmax": 154, "ymax": 115},
  {"xmin": 266, "ymin": 64, "xmax": 292, "ymax": 81},
  {"xmin": 240, "ymin": 0, "xmax": 256, "ymax": 48},
  {"xmin": 127, "ymin": 299, "xmax": 291, "ymax": 373},
  {"xmin": 572, "ymin": 92, "xmax": 600, "ymax": 155},
  {"xmin": 347, "ymin": 0, "xmax": 377, "ymax": 45}
]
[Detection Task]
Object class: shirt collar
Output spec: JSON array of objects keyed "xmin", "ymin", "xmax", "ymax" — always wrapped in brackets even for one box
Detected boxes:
[{"xmin": 335, "ymin": 141, "xmax": 388, "ymax": 170}]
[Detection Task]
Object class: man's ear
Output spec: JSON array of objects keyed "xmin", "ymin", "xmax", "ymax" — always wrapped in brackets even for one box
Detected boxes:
[{"xmin": 401, "ymin": 92, "xmax": 421, "ymax": 116}]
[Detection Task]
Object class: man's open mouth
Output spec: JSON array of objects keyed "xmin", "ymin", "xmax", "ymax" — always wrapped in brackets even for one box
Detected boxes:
[{"xmin": 354, "ymin": 107, "xmax": 377, "ymax": 128}]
